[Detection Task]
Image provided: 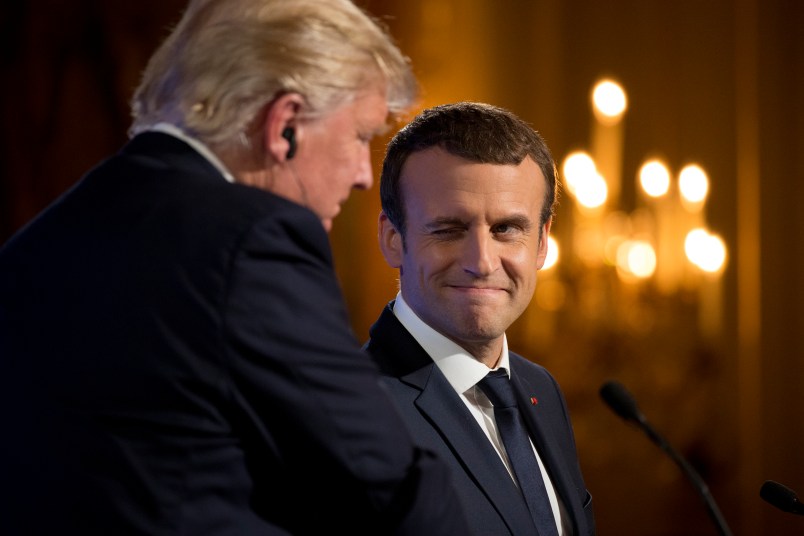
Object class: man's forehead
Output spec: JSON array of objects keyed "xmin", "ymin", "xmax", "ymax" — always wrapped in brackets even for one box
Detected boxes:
[{"xmin": 401, "ymin": 150, "xmax": 545, "ymax": 194}]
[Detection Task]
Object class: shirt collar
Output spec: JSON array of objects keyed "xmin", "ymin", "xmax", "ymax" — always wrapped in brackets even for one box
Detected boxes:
[
  {"xmin": 392, "ymin": 292, "xmax": 510, "ymax": 395},
  {"xmin": 146, "ymin": 123, "xmax": 237, "ymax": 184}
]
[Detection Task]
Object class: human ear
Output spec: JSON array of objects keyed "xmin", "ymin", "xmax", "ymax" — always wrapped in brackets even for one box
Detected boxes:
[
  {"xmin": 535, "ymin": 217, "xmax": 553, "ymax": 269},
  {"xmin": 378, "ymin": 211, "xmax": 403, "ymax": 268},
  {"xmin": 263, "ymin": 93, "xmax": 305, "ymax": 162}
]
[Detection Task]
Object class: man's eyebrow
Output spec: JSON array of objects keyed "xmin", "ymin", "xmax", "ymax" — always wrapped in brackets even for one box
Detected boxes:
[
  {"xmin": 374, "ymin": 123, "xmax": 392, "ymax": 136},
  {"xmin": 365, "ymin": 121, "xmax": 391, "ymax": 138},
  {"xmin": 495, "ymin": 214, "xmax": 533, "ymax": 230},
  {"xmin": 424, "ymin": 217, "xmax": 466, "ymax": 230}
]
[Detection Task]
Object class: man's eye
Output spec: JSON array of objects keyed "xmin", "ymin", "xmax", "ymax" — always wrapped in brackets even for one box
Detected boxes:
[
  {"xmin": 493, "ymin": 224, "xmax": 522, "ymax": 236},
  {"xmin": 432, "ymin": 228, "xmax": 462, "ymax": 238}
]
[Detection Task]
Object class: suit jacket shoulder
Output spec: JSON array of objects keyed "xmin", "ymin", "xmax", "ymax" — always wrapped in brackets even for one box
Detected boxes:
[
  {"xmin": 0, "ymin": 135, "xmax": 471, "ymax": 535},
  {"xmin": 366, "ymin": 303, "xmax": 538, "ymax": 534},
  {"xmin": 366, "ymin": 302, "xmax": 595, "ymax": 535}
]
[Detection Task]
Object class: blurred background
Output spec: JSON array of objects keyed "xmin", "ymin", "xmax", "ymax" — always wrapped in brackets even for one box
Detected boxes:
[{"xmin": 2, "ymin": 1, "xmax": 802, "ymax": 534}]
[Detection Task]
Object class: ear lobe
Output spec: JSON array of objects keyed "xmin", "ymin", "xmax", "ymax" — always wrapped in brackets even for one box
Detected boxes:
[
  {"xmin": 378, "ymin": 212, "xmax": 403, "ymax": 268},
  {"xmin": 263, "ymin": 93, "xmax": 304, "ymax": 162},
  {"xmin": 535, "ymin": 218, "xmax": 552, "ymax": 269}
]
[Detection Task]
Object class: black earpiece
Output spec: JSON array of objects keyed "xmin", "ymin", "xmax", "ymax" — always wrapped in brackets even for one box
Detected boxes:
[{"xmin": 281, "ymin": 127, "xmax": 297, "ymax": 160}]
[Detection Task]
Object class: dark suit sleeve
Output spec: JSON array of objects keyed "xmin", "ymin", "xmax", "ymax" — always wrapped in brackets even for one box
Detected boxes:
[{"xmin": 221, "ymin": 209, "xmax": 469, "ymax": 533}]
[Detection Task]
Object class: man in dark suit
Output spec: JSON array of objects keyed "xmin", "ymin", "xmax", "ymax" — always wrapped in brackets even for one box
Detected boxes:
[
  {"xmin": 0, "ymin": 1, "xmax": 470, "ymax": 534},
  {"xmin": 366, "ymin": 102, "xmax": 596, "ymax": 535}
]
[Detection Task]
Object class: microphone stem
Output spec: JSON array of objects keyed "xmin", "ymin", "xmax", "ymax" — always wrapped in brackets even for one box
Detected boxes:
[{"xmin": 641, "ymin": 421, "xmax": 733, "ymax": 536}]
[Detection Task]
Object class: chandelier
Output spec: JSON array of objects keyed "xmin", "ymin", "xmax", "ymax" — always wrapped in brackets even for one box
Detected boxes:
[{"xmin": 539, "ymin": 79, "xmax": 728, "ymax": 340}]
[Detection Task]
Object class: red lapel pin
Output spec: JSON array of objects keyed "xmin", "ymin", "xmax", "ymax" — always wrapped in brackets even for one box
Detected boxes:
[{"xmin": 530, "ymin": 396, "xmax": 538, "ymax": 405}]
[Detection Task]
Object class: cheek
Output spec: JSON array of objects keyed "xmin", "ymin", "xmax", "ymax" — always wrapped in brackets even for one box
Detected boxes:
[
  {"xmin": 322, "ymin": 150, "xmax": 352, "ymax": 189},
  {"xmin": 337, "ymin": 144, "xmax": 367, "ymax": 180},
  {"xmin": 339, "ymin": 139, "xmax": 364, "ymax": 164},
  {"xmin": 504, "ymin": 248, "xmax": 538, "ymax": 282},
  {"xmin": 414, "ymin": 249, "xmax": 456, "ymax": 283}
]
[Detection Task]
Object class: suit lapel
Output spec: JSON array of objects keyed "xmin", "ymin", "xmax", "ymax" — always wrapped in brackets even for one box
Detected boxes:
[
  {"xmin": 367, "ymin": 305, "xmax": 535, "ymax": 534},
  {"xmin": 409, "ymin": 366, "xmax": 537, "ymax": 534},
  {"xmin": 511, "ymin": 362, "xmax": 586, "ymax": 535}
]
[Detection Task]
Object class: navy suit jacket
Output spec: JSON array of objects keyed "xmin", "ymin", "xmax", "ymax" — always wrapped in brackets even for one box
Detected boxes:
[
  {"xmin": 0, "ymin": 133, "xmax": 469, "ymax": 535},
  {"xmin": 366, "ymin": 303, "xmax": 595, "ymax": 535}
]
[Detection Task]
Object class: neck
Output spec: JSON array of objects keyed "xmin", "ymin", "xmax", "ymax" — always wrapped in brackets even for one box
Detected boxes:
[
  {"xmin": 232, "ymin": 167, "xmax": 276, "ymax": 191},
  {"xmin": 459, "ymin": 338, "xmax": 504, "ymax": 369},
  {"xmin": 215, "ymin": 143, "xmax": 279, "ymax": 193}
]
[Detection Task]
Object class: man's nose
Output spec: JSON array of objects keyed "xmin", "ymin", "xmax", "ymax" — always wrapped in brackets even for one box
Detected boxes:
[
  {"xmin": 354, "ymin": 147, "xmax": 373, "ymax": 190},
  {"xmin": 462, "ymin": 231, "xmax": 499, "ymax": 277}
]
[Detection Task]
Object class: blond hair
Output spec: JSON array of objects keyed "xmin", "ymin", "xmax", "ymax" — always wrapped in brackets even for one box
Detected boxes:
[{"xmin": 130, "ymin": 0, "xmax": 416, "ymax": 149}]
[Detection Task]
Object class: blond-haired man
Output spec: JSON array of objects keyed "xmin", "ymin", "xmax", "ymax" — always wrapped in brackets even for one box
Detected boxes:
[{"xmin": 0, "ymin": 2, "xmax": 469, "ymax": 534}]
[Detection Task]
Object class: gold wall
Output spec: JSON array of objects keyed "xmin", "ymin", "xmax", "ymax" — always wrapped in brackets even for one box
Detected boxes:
[
  {"xmin": 338, "ymin": 2, "xmax": 804, "ymax": 534},
  {"xmin": 2, "ymin": 1, "xmax": 803, "ymax": 534}
]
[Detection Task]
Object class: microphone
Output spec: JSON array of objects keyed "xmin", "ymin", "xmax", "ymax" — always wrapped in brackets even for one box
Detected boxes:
[
  {"xmin": 600, "ymin": 381, "xmax": 733, "ymax": 536},
  {"xmin": 760, "ymin": 480, "xmax": 804, "ymax": 515}
]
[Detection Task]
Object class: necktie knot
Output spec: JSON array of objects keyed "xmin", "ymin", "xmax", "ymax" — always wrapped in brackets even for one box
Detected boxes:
[{"xmin": 478, "ymin": 369, "xmax": 517, "ymax": 408}]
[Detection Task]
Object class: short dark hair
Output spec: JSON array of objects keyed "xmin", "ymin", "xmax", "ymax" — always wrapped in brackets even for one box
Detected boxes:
[{"xmin": 380, "ymin": 101, "xmax": 558, "ymax": 238}]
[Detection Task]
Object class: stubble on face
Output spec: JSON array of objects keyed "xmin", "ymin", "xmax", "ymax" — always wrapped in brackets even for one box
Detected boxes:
[{"xmin": 396, "ymin": 148, "xmax": 549, "ymax": 365}]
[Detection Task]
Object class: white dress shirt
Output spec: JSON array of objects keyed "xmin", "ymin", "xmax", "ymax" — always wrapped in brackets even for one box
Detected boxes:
[
  {"xmin": 145, "ymin": 123, "xmax": 237, "ymax": 184},
  {"xmin": 392, "ymin": 293, "xmax": 568, "ymax": 535}
]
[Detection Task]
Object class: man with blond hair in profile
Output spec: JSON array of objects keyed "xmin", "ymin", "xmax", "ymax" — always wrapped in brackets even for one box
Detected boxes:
[{"xmin": 0, "ymin": 1, "xmax": 470, "ymax": 534}]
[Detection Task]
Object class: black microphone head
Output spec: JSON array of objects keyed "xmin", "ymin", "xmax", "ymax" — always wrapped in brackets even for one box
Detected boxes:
[
  {"xmin": 760, "ymin": 480, "xmax": 804, "ymax": 514},
  {"xmin": 600, "ymin": 380, "xmax": 645, "ymax": 423}
]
